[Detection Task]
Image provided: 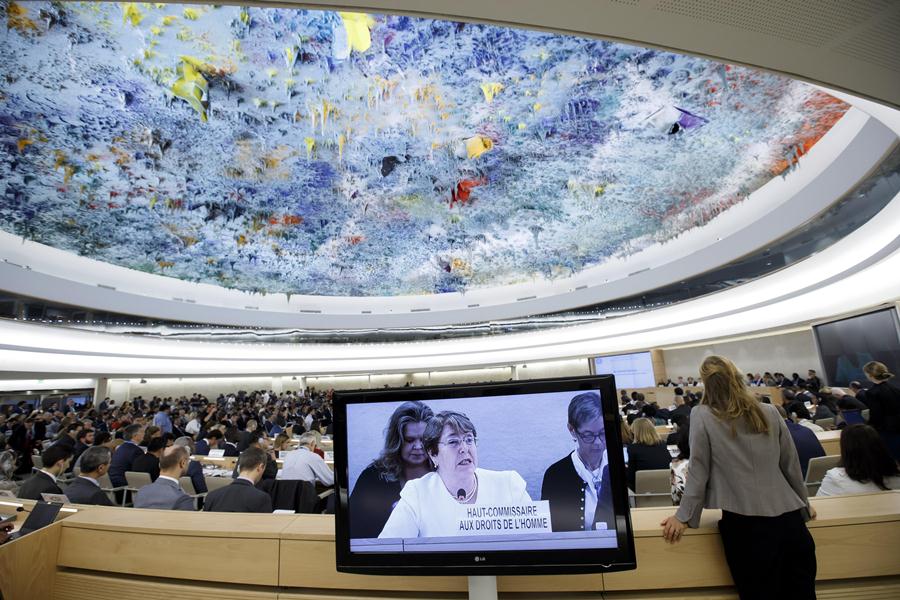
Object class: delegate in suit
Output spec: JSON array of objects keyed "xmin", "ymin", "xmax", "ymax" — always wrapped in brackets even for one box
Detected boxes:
[
  {"xmin": 204, "ymin": 447, "xmax": 273, "ymax": 513},
  {"xmin": 65, "ymin": 446, "xmax": 114, "ymax": 506},
  {"xmin": 17, "ymin": 445, "xmax": 73, "ymax": 500},
  {"xmin": 133, "ymin": 446, "xmax": 195, "ymax": 511}
]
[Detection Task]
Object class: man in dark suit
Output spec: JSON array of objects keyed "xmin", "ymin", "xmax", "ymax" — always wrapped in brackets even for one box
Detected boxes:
[
  {"xmin": 18, "ymin": 445, "xmax": 73, "ymax": 500},
  {"xmin": 776, "ymin": 406, "xmax": 826, "ymax": 477},
  {"xmin": 204, "ymin": 447, "xmax": 272, "ymax": 513},
  {"xmin": 131, "ymin": 437, "xmax": 165, "ymax": 481},
  {"xmin": 194, "ymin": 429, "xmax": 224, "ymax": 456},
  {"xmin": 222, "ymin": 428, "xmax": 240, "ymax": 457},
  {"xmin": 237, "ymin": 420, "xmax": 259, "ymax": 453},
  {"xmin": 107, "ymin": 423, "xmax": 145, "ymax": 487},
  {"xmin": 65, "ymin": 446, "xmax": 114, "ymax": 506}
]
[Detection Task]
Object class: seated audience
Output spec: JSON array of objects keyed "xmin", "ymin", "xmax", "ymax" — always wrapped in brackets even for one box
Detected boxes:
[
  {"xmin": 204, "ymin": 447, "xmax": 273, "ymax": 513},
  {"xmin": 140, "ymin": 425, "xmax": 162, "ymax": 447},
  {"xmin": 625, "ymin": 418, "xmax": 672, "ymax": 491},
  {"xmin": 231, "ymin": 436, "xmax": 278, "ymax": 481},
  {"xmin": 810, "ymin": 394, "xmax": 836, "ymax": 422},
  {"xmin": 279, "ymin": 431, "xmax": 334, "ymax": 486},
  {"xmin": 133, "ymin": 446, "xmax": 194, "ymax": 510},
  {"xmin": 223, "ymin": 428, "xmax": 241, "ymax": 456},
  {"xmin": 238, "ymin": 420, "xmax": 260, "ymax": 452},
  {"xmin": 194, "ymin": 429, "xmax": 224, "ymax": 455},
  {"xmin": 776, "ymin": 406, "xmax": 826, "ymax": 477},
  {"xmin": 65, "ymin": 446, "xmax": 114, "ymax": 506},
  {"xmin": 0, "ymin": 450, "xmax": 19, "ymax": 497},
  {"xmin": 817, "ymin": 424, "xmax": 900, "ymax": 495},
  {"xmin": 108, "ymin": 424, "xmax": 145, "ymax": 487},
  {"xmin": 172, "ymin": 436, "xmax": 207, "ymax": 494},
  {"xmin": 670, "ymin": 424, "xmax": 690, "ymax": 505},
  {"xmin": 18, "ymin": 445, "xmax": 73, "ymax": 500},
  {"xmin": 131, "ymin": 437, "xmax": 166, "ymax": 481},
  {"xmin": 272, "ymin": 432, "xmax": 291, "ymax": 454},
  {"xmin": 834, "ymin": 389, "xmax": 867, "ymax": 412},
  {"xmin": 666, "ymin": 413, "xmax": 689, "ymax": 446}
]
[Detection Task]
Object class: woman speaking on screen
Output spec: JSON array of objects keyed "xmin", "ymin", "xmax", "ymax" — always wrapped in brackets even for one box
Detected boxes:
[
  {"xmin": 660, "ymin": 356, "xmax": 817, "ymax": 600},
  {"xmin": 378, "ymin": 411, "xmax": 532, "ymax": 538}
]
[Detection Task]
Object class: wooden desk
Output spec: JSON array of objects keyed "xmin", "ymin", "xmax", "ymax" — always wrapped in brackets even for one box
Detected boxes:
[
  {"xmin": 817, "ymin": 430, "xmax": 842, "ymax": 455},
  {"xmin": 0, "ymin": 492, "xmax": 896, "ymax": 600},
  {"xmin": 632, "ymin": 386, "xmax": 784, "ymax": 406}
]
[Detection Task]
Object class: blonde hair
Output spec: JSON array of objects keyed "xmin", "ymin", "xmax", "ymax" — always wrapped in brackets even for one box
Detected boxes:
[
  {"xmin": 700, "ymin": 356, "xmax": 769, "ymax": 435},
  {"xmin": 620, "ymin": 419, "xmax": 634, "ymax": 445},
  {"xmin": 864, "ymin": 361, "xmax": 894, "ymax": 382},
  {"xmin": 631, "ymin": 418, "xmax": 661, "ymax": 445}
]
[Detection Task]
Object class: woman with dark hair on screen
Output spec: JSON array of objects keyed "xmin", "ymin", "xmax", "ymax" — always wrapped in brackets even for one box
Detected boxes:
[
  {"xmin": 660, "ymin": 356, "xmax": 816, "ymax": 600},
  {"xmin": 349, "ymin": 401, "xmax": 434, "ymax": 538},
  {"xmin": 541, "ymin": 392, "xmax": 615, "ymax": 532},
  {"xmin": 862, "ymin": 361, "xmax": 900, "ymax": 460}
]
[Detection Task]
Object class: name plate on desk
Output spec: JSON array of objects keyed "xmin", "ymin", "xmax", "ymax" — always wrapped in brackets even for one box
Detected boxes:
[
  {"xmin": 208, "ymin": 449, "xmax": 226, "ymax": 458},
  {"xmin": 41, "ymin": 493, "xmax": 70, "ymax": 504},
  {"xmin": 278, "ymin": 451, "xmax": 290, "ymax": 459},
  {"xmin": 454, "ymin": 501, "xmax": 553, "ymax": 536}
]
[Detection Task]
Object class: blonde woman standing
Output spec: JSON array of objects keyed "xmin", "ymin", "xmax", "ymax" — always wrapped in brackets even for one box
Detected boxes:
[{"xmin": 660, "ymin": 356, "xmax": 817, "ymax": 600}]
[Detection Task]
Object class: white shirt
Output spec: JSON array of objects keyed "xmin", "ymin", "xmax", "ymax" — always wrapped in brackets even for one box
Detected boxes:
[
  {"xmin": 570, "ymin": 449, "xmax": 609, "ymax": 531},
  {"xmin": 279, "ymin": 447, "xmax": 334, "ymax": 486},
  {"xmin": 40, "ymin": 469, "xmax": 58, "ymax": 483},
  {"xmin": 379, "ymin": 469, "xmax": 532, "ymax": 539},
  {"xmin": 816, "ymin": 467, "xmax": 900, "ymax": 496},
  {"xmin": 185, "ymin": 419, "xmax": 201, "ymax": 435},
  {"xmin": 157, "ymin": 475, "xmax": 181, "ymax": 487},
  {"xmin": 303, "ymin": 414, "xmax": 314, "ymax": 430}
]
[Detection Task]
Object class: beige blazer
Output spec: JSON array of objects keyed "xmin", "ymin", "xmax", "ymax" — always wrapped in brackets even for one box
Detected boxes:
[{"xmin": 675, "ymin": 403, "xmax": 809, "ymax": 528}]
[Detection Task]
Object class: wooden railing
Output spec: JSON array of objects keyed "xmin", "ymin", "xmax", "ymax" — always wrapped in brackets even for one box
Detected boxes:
[{"xmin": 1, "ymin": 492, "xmax": 898, "ymax": 599}]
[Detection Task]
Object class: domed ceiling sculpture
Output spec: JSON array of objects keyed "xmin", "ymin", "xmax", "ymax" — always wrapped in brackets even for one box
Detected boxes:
[{"xmin": 0, "ymin": 2, "xmax": 848, "ymax": 297}]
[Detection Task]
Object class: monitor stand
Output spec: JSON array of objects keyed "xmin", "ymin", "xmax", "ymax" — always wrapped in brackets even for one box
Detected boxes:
[{"xmin": 468, "ymin": 575, "xmax": 498, "ymax": 600}]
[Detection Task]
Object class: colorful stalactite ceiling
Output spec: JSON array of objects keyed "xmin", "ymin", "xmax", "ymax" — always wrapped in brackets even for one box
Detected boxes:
[{"xmin": 0, "ymin": 2, "xmax": 848, "ymax": 297}]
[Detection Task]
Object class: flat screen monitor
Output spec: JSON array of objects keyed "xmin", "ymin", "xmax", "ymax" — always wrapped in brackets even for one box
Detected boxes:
[
  {"xmin": 592, "ymin": 352, "xmax": 656, "ymax": 388},
  {"xmin": 334, "ymin": 376, "xmax": 635, "ymax": 575},
  {"xmin": 813, "ymin": 307, "xmax": 900, "ymax": 387}
]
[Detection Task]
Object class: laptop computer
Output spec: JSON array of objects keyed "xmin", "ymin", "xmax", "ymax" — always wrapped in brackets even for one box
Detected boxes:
[{"xmin": 8, "ymin": 501, "xmax": 62, "ymax": 540}]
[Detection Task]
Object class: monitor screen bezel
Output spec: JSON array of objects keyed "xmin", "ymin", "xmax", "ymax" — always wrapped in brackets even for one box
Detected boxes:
[
  {"xmin": 333, "ymin": 375, "xmax": 636, "ymax": 575},
  {"xmin": 812, "ymin": 306, "xmax": 900, "ymax": 387}
]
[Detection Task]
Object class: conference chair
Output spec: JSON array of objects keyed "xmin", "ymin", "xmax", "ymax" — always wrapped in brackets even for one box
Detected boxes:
[
  {"xmin": 634, "ymin": 469, "xmax": 674, "ymax": 508},
  {"xmin": 98, "ymin": 473, "xmax": 129, "ymax": 506},
  {"xmin": 31, "ymin": 455, "xmax": 43, "ymax": 472},
  {"xmin": 839, "ymin": 410, "xmax": 865, "ymax": 426},
  {"xmin": 862, "ymin": 409, "xmax": 870, "ymax": 422},
  {"xmin": 179, "ymin": 476, "xmax": 207, "ymax": 510},
  {"xmin": 204, "ymin": 476, "xmax": 233, "ymax": 493},
  {"xmin": 124, "ymin": 471, "xmax": 153, "ymax": 496},
  {"xmin": 815, "ymin": 417, "xmax": 835, "ymax": 430},
  {"xmin": 805, "ymin": 455, "xmax": 841, "ymax": 495}
]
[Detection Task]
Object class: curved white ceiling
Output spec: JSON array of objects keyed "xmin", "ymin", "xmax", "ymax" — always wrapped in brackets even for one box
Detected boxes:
[
  {"xmin": 1, "ymin": 106, "xmax": 894, "ymax": 328},
  {"xmin": 1, "ymin": 2, "xmax": 896, "ymax": 328},
  {"xmin": 2, "ymin": 86, "xmax": 899, "ymax": 377}
]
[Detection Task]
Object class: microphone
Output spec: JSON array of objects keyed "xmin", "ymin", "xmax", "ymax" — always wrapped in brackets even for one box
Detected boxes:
[{"xmin": 456, "ymin": 488, "xmax": 466, "ymax": 501}]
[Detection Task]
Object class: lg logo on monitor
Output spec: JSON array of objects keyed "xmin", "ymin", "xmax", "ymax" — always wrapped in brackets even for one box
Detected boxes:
[{"xmin": 474, "ymin": 556, "xmax": 486, "ymax": 562}]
